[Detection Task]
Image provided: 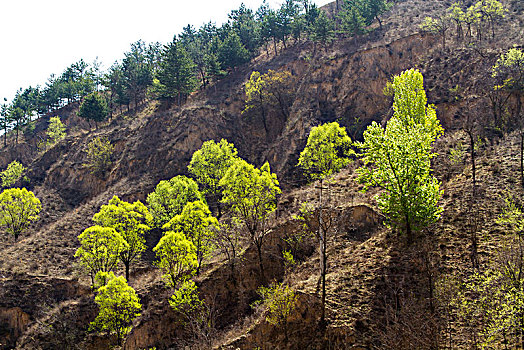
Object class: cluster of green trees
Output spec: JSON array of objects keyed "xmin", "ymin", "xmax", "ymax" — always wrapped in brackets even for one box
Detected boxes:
[
  {"xmin": 73, "ymin": 138, "xmax": 281, "ymax": 343},
  {"xmin": 0, "ymin": 0, "xmax": 395, "ymax": 149},
  {"xmin": 294, "ymin": 68, "xmax": 443, "ymax": 325},
  {"xmin": 0, "ymin": 67, "xmax": 449, "ymax": 345},
  {"xmin": 421, "ymin": 0, "xmax": 506, "ymax": 48}
]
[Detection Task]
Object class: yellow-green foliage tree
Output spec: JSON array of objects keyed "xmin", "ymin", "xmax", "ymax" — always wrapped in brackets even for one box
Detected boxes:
[
  {"xmin": 256, "ymin": 282, "xmax": 298, "ymax": 344},
  {"xmin": 297, "ymin": 121, "xmax": 354, "ymax": 322},
  {"xmin": 154, "ymin": 230, "xmax": 197, "ymax": 289},
  {"xmin": 0, "ymin": 188, "xmax": 41, "ymax": 241},
  {"xmin": 492, "ymin": 48, "xmax": 524, "ymax": 120},
  {"xmin": 420, "ymin": 13, "xmax": 451, "ymax": 48},
  {"xmin": 93, "ymin": 196, "xmax": 152, "ymax": 281},
  {"xmin": 243, "ymin": 70, "xmax": 295, "ymax": 133},
  {"xmin": 0, "ymin": 161, "xmax": 25, "ymax": 188},
  {"xmin": 90, "ymin": 274, "xmax": 141, "ymax": 346},
  {"xmin": 44, "ymin": 116, "xmax": 66, "ymax": 149},
  {"xmin": 356, "ymin": 69, "xmax": 443, "ymax": 243},
  {"xmin": 188, "ymin": 139, "xmax": 239, "ymax": 218},
  {"xmin": 147, "ymin": 175, "xmax": 204, "ymax": 228},
  {"xmin": 220, "ymin": 159, "xmax": 281, "ymax": 281},
  {"xmin": 470, "ymin": 0, "xmax": 506, "ymax": 40},
  {"xmin": 84, "ymin": 137, "xmax": 114, "ymax": 177},
  {"xmin": 163, "ymin": 200, "xmax": 218, "ymax": 275},
  {"xmin": 75, "ymin": 226, "xmax": 128, "ymax": 286},
  {"xmin": 298, "ymin": 122, "xmax": 354, "ymax": 181}
]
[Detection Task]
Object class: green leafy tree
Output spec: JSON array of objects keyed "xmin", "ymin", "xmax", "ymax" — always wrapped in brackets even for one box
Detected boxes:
[
  {"xmin": 220, "ymin": 159, "xmax": 281, "ymax": 281},
  {"xmin": 188, "ymin": 139, "xmax": 239, "ymax": 218},
  {"xmin": 298, "ymin": 122, "xmax": 354, "ymax": 181},
  {"xmin": 1, "ymin": 160, "xmax": 25, "ymax": 188},
  {"xmin": 169, "ymin": 279, "xmax": 202, "ymax": 313},
  {"xmin": 90, "ymin": 274, "xmax": 141, "ymax": 346},
  {"xmin": 448, "ymin": 2, "xmax": 466, "ymax": 40},
  {"xmin": 93, "ymin": 196, "xmax": 152, "ymax": 281},
  {"xmin": 75, "ymin": 225, "xmax": 128, "ymax": 286},
  {"xmin": 0, "ymin": 188, "xmax": 41, "ymax": 242},
  {"xmin": 256, "ymin": 282, "xmax": 298, "ymax": 345},
  {"xmin": 218, "ymin": 31, "xmax": 250, "ymax": 70},
  {"xmin": 356, "ymin": 69, "xmax": 444, "ymax": 243},
  {"xmin": 492, "ymin": 48, "xmax": 524, "ymax": 122},
  {"xmin": 44, "ymin": 116, "xmax": 66, "ymax": 149},
  {"xmin": 163, "ymin": 200, "xmax": 218, "ymax": 275},
  {"xmin": 477, "ymin": 0, "xmax": 506, "ymax": 39},
  {"xmin": 309, "ymin": 11, "xmax": 335, "ymax": 46},
  {"xmin": 421, "ymin": 13, "xmax": 451, "ymax": 49},
  {"xmin": 84, "ymin": 137, "xmax": 114, "ymax": 177},
  {"xmin": 243, "ymin": 70, "xmax": 296, "ymax": 133},
  {"xmin": 153, "ymin": 230, "xmax": 198, "ymax": 289},
  {"xmin": 155, "ymin": 38, "xmax": 197, "ymax": 104},
  {"xmin": 297, "ymin": 121, "xmax": 354, "ymax": 322},
  {"xmin": 78, "ymin": 92, "xmax": 109, "ymax": 128},
  {"xmin": 146, "ymin": 175, "xmax": 204, "ymax": 228}
]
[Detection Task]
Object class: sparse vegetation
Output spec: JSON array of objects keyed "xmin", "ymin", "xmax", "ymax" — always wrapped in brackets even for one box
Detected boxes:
[{"xmin": 84, "ymin": 136, "xmax": 114, "ymax": 177}]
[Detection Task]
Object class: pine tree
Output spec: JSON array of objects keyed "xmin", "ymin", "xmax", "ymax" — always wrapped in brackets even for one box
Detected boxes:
[{"xmin": 156, "ymin": 38, "xmax": 197, "ymax": 104}]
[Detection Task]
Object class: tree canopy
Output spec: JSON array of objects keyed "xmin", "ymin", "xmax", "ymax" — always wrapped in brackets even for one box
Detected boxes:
[
  {"xmin": 188, "ymin": 139, "xmax": 239, "ymax": 217},
  {"xmin": 298, "ymin": 121, "xmax": 355, "ymax": 181},
  {"xmin": 220, "ymin": 159, "xmax": 281, "ymax": 280},
  {"xmin": 356, "ymin": 69, "xmax": 443, "ymax": 242},
  {"xmin": 147, "ymin": 175, "xmax": 204, "ymax": 228},
  {"xmin": 163, "ymin": 200, "xmax": 218, "ymax": 275},
  {"xmin": 0, "ymin": 188, "xmax": 41, "ymax": 241},
  {"xmin": 154, "ymin": 38, "xmax": 197, "ymax": 103},
  {"xmin": 74, "ymin": 225, "xmax": 128, "ymax": 286},
  {"xmin": 0, "ymin": 161, "xmax": 25, "ymax": 189},
  {"xmin": 90, "ymin": 274, "xmax": 141, "ymax": 346},
  {"xmin": 93, "ymin": 196, "xmax": 152, "ymax": 281},
  {"xmin": 78, "ymin": 92, "xmax": 109, "ymax": 126},
  {"xmin": 153, "ymin": 230, "xmax": 198, "ymax": 289}
]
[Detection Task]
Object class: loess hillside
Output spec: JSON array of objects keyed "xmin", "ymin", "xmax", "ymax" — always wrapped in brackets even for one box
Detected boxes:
[{"xmin": 0, "ymin": 0, "xmax": 523, "ymax": 349}]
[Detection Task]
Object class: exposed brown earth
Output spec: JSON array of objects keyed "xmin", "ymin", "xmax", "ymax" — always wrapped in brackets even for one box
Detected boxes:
[{"xmin": 0, "ymin": 0, "xmax": 522, "ymax": 348}]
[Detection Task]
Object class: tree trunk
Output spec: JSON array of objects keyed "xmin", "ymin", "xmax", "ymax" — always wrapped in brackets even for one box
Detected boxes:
[
  {"xmin": 125, "ymin": 262, "xmax": 130, "ymax": 281},
  {"xmin": 466, "ymin": 130, "xmax": 476, "ymax": 192},
  {"xmin": 406, "ymin": 216, "xmax": 413, "ymax": 244},
  {"xmin": 318, "ymin": 179, "xmax": 326, "ymax": 324},
  {"xmin": 376, "ymin": 16, "xmax": 383, "ymax": 30},
  {"xmin": 256, "ymin": 242, "xmax": 265, "ymax": 283},
  {"xmin": 521, "ymin": 132, "xmax": 524, "ymax": 187}
]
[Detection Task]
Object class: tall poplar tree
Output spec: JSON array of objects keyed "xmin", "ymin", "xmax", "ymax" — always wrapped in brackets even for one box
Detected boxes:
[{"xmin": 356, "ymin": 69, "xmax": 443, "ymax": 243}]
